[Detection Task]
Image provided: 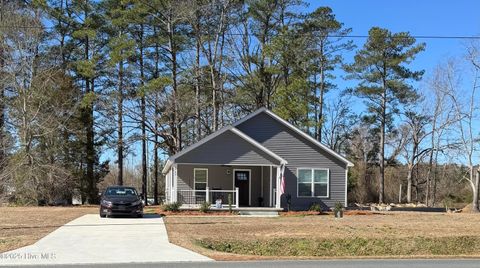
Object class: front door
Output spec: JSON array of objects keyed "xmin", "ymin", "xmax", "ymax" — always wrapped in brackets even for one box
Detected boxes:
[{"xmin": 234, "ymin": 170, "xmax": 250, "ymax": 206}]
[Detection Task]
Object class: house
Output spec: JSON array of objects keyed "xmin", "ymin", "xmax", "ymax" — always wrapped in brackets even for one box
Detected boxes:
[{"xmin": 162, "ymin": 108, "xmax": 353, "ymax": 211}]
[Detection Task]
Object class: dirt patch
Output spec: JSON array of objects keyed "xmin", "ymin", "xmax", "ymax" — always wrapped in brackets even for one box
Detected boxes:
[
  {"xmin": 164, "ymin": 212, "xmax": 480, "ymax": 260},
  {"xmin": 0, "ymin": 206, "xmax": 97, "ymax": 252}
]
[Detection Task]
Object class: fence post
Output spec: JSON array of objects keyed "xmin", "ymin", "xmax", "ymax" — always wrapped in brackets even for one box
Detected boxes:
[
  {"xmin": 235, "ymin": 187, "xmax": 239, "ymax": 208},
  {"xmin": 206, "ymin": 187, "xmax": 210, "ymax": 203}
]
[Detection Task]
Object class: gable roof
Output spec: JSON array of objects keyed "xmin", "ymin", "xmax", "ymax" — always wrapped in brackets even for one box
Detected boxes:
[
  {"xmin": 233, "ymin": 107, "xmax": 354, "ymax": 167},
  {"xmin": 162, "ymin": 125, "xmax": 287, "ymax": 174}
]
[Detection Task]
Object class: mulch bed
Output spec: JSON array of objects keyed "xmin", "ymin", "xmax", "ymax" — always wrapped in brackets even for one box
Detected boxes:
[
  {"xmin": 279, "ymin": 210, "xmax": 379, "ymax": 217},
  {"xmin": 157, "ymin": 207, "xmax": 380, "ymax": 217},
  {"xmin": 344, "ymin": 210, "xmax": 378, "ymax": 216},
  {"xmin": 157, "ymin": 209, "xmax": 238, "ymax": 216},
  {"xmin": 279, "ymin": 211, "xmax": 324, "ymax": 216}
]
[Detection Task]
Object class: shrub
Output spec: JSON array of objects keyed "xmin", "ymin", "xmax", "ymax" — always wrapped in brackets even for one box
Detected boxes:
[
  {"xmin": 443, "ymin": 197, "xmax": 453, "ymax": 212},
  {"xmin": 163, "ymin": 202, "xmax": 181, "ymax": 212},
  {"xmin": 309, "ymin": 203, "xmax": 322, "ymax": 213},
  {"xmin": 334, "ymin": 202, "xmax": 344, "ymax": 213},
  {"xmin": 199, "ymin": 201, "xmax": 211, "ymax": 213}
]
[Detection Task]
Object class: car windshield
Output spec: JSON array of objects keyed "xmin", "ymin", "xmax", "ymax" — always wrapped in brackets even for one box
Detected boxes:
[{"xmin": 105, "ymin": 187, "xmax": 138, "ymax": 196}]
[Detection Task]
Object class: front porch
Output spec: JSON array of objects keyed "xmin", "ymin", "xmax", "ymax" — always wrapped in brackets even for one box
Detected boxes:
[
  {"xmin": 162, "ymin": 126, "xmax": 287, "ymax": 210},
  {"xmin": 166, "ymin": 164, "xmax": 283, "ymax": 209}
]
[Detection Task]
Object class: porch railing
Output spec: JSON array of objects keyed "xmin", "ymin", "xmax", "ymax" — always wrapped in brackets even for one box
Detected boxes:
[{"xmin": 177, "ymin": 187, "xmax": 239, "ymax": 208}]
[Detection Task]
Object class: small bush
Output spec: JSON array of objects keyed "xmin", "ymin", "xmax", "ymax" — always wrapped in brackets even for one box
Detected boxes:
[
  {"xmin": 443, "ymin": 197, "xmax": 454, "ymax": 212},
  {"xmin": 199, "ymin": 201, "xmax": 211, "ymax": 213},
  {"xmin": 163, "ymin": 202, "xmax": 181, "ymax": 212},
  {"xmin": 309, "ymin": 203, "xmax": 322, "ymax": 212},
  {"xmin": 334, "ymin": 202, "xmax": 344, "ymax": 213}
]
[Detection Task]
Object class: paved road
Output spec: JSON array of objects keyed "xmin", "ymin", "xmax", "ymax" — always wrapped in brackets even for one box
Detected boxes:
[
  {"xmin": 0, "ymin": 214, "xmax": 211, "ymax": 266},
  {"xmin": 3, "ymin": 259, "xmax": 480, "ymax": 268}
]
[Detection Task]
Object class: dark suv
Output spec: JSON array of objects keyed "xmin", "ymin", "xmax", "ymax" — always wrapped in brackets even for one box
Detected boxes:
[{"xmin": 99, "ymin": 186, "xmax": 144, "ymax": 218}]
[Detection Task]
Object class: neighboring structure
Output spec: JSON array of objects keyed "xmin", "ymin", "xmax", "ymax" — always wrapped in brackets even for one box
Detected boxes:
[{"xmin": 162, "ymin": 108, "xmax": 353, "ymax": 210}]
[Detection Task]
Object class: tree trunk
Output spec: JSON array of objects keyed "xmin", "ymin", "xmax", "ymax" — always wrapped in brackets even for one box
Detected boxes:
[
  {"xmin": 406, "ymin": 164, "xmax": 413, "ymax": 203},
  {"xmin": 153, "ymin": 111, "xmax": 159, "ymax": 205},
  {"xmin": 117, "ymin": 60, "xmax": 124, "ymax": 186},
  {"xmin": 195, "ymin": 13, "xmax": 201, "ymax": 141},
  {"xmin": 313, "ymin": 74, "xmax": 319, "ymax": 140},
  {"xmin": 379, "ymin": 90, "xmax": 386, "ymax": 204},
  {"xmin": 210, "ymin": 65, "xmax": 217, "ymax": 131},
  {"xmin": 153, "ymin": 26, "xmax": 160, "ymax": 205},
  {"xmin": 432, "ymin": 150, "xmax": 439, "ymax": 206},
  {"xmin": 167, "ymin": 15, "xmax": 180, "ymax": 153},
  {"xmin": 471, "ymin": 166, "xmax": 479, "ymax": 212},
  {"xmin": 139, "ymin": 25, "xmax": 147, "ymax": 203},
  {"xmin": 317, "ymin": 41, "xmax": 325, "ymax": 142},
  {"xmin": 0, "ymin": 45, "xmax": 5, "ymax": 170},
  {"xmin": 84, "ymin": 24, "xmax": 96, "ymax": 204}
]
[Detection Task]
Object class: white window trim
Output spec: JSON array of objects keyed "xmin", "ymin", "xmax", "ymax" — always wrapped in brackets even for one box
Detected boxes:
[
  {"xmin": 296, "ymin": 168, "xmax": 330, "ymax": 198},
  {"xmin": 193, "ymin": 168, "xmax": 208, "ymax": 191}
]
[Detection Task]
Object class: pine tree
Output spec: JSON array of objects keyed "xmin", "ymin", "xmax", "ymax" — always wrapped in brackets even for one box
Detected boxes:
[
  {"xmin": 102, "ymin": 0, "xmax": 136, "ymax": 186},
  {"xmin": 301, "ymin": 7, "xmax": 354, "ymax": 141},
  {"xmin": 345, "ymin": 27, "xmax": 425, "ymax": 204}
]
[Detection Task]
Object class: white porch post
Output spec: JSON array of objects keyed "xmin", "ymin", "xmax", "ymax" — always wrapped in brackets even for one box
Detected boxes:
[
  {"xmin": 173, "ymin": 165, "xmax": 178, "ymax": 203},
  {"xmin": 165, "ymin": 170, "xmax": 170, "ymax": 203},
  {"xmin": 170, "ymin": 166, "xmax": 174, "ymax": 203},
  {"xmin": 235, "ymin": 187, "xmax": 239, "ymax": 208},
  {"xmin": 276, "ymin": 165, "xmax": 281, "ymax": 209},
  {"xmin": 269, "ymin": 166, "xmax": 273, "ymax": 207},
  {"xmin": 206, "ymin": 187, "xmax": 210, "ymax": 203}
]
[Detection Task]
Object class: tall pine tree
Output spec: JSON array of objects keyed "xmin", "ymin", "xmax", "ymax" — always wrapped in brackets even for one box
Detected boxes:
[{"xmin": 345, "ymin": 27, "xmax": 425, "ymax": 204}]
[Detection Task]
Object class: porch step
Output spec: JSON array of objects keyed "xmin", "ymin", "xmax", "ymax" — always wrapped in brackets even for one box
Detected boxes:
[{"xmin": 238, "ymin": 210, "xmax": 279, "ymax": 217}]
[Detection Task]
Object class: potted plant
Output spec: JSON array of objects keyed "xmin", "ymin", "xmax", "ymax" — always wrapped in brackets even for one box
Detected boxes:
[{"xmin": 334, "ymin": 202, "xmax": 344, "ymax": 218}]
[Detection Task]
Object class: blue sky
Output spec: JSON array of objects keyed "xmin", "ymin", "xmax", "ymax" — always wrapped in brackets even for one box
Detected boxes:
[
  {"xmin": 304, "ymin": 0, "xmax": 480, "ymax": 80},
  {"xmin": 301, "ymin": 0, "xmax": 480, "ymax": 162},
  {"xmin": 111, "ymin": 1, "xmax": 480, "ymax": 170}
]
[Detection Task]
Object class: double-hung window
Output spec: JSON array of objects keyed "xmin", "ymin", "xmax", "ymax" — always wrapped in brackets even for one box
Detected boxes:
[
  {"xmin": 297, "ymin": 168, "xmax": 329, "ymax": 197},
  {"xmin": 194, "ymin": 168, "xmax": 208, "ymax": 191}
]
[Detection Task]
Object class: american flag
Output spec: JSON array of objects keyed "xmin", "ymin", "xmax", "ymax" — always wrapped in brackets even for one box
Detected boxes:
[{"xmin": 280, "ymin": 175, "xmax": 286, "ymax": 194}]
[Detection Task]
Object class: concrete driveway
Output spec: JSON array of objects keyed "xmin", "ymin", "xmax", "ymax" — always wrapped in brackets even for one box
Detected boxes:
[{"xmin": 0, "ymin": 214, "xmax": 212, "ymax": 265}]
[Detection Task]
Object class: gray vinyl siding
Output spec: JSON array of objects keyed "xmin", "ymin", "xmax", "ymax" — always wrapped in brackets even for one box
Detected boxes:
[
  {"xmin": 175, "ymin": 130, "xmax": 280, "ymax": 166},
  {"xmin": 177, "ymin": 164, "xmax": 268, "ymax": 206},
  {"xmin": 237, "ymin": 112, "xmax": 348, "ymax": 210}
]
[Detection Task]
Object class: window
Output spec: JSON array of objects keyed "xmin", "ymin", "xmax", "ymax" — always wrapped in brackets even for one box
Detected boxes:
[
  {"xmin": 194, "ymin": 168, "xmax": 208, "ymax": 190},
  {"xmin": 236, "ymin": 172, "xmax": 248, "ymax": 181},
  {"xmin": 297, "ymin": 168, "xmax": 329, "ymax": 197}
]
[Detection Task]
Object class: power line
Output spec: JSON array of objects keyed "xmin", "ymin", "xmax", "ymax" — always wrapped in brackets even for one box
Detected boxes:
[{"xmin": 1, "ymin": 24, "xmax": 479, "ymax": 40}]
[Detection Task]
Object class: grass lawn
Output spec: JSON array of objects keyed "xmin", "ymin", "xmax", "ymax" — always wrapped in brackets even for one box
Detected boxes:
[
  {"xmin": 0, "ymin": 206, "xmax": 97, "ymax": 252},
  {"xmin": 164, "ymin": 212, "xmax": 480, "ymax": 260}
]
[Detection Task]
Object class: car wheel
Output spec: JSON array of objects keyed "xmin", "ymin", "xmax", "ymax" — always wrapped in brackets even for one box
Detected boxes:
[
  {"xmin": 100, "ymin": 213, "xmax": 106, "ymax": 218},
  {"xmin": 137, "ymin": 214, "xmax": 143, "ymax": 218}
]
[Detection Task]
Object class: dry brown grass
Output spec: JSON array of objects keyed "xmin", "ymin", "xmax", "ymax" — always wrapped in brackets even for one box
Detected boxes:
[
  {"xmin": 164, "ymin": 212, "xmax": 480, "ymax": 260},
  {"xmin": 0, "ymin": 206, "xmax": 97, "ymax": 253}
]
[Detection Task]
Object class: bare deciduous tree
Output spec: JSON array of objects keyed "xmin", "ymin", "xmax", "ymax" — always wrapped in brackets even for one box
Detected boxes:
[{"xmin": 446, "ymin": 49, "xmax": 480, "ymax": 211}]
